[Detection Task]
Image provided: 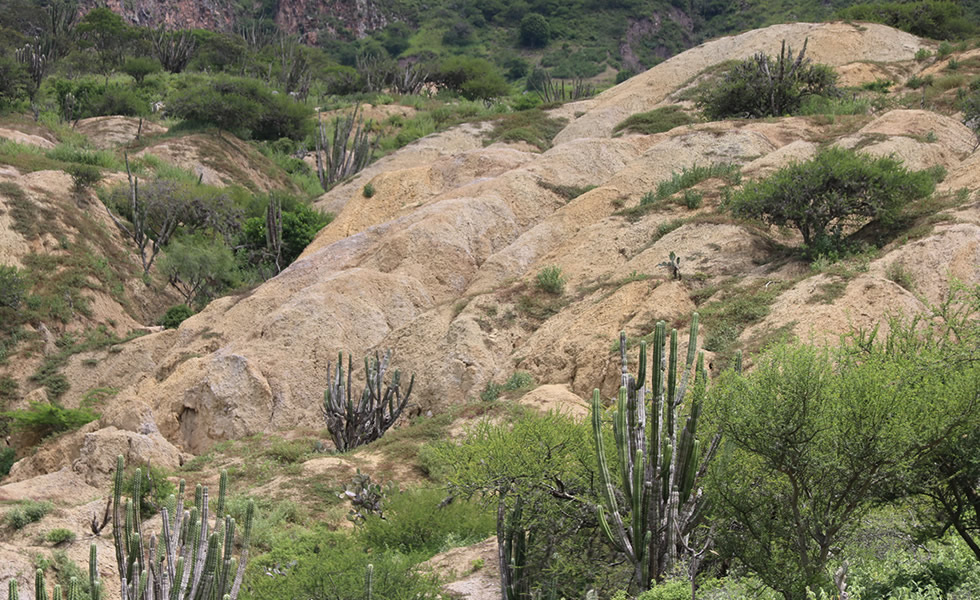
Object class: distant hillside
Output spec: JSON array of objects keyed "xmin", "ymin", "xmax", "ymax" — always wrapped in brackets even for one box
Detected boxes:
[{"xmin": 2, "ymin": 0, "xmax": 976, "ymax": 82}]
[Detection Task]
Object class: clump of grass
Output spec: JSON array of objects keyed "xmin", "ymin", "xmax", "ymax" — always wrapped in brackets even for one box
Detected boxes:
[
  {"xmin": 806, "ymin": 279, "xmax": 848, "ymax": 305},
  {"xmin": 613, "ymin": 105, "xmax": 695, "ymax": 135},
  {"xmin": 651, "ymin": 218, "xmax": 688, "ymax": 243},
  {"xmin": 617, "ymin": 163, "xmax": 740, "ymax": 221},
  {"xmin": 538, "ymin": 181, "xmax": 597, "ymax": 202},
  {"xmin": 45, "ymin": 143, "xmax": 120, "ymax": 169},
  {"xmin": 362, "ymin": 182, "xmax": 376, "ymax": 198},
  {"xmin": 484, "ymin": 109, "xmax": 568, "ymax": 151},
  {"xmin": 907, "ymin": 74, "xmax": 934, "ymax": 89},
  {"xmin": 697, "ymin": 279, "xmax": 794, "ymax": 366},
  {"xmin": 535, "ymin": 265, "xmax": 566, "ymax": 295},
  {"xmin": 886, "ymin": 261, "xmax": 915, "ymax": 292}
]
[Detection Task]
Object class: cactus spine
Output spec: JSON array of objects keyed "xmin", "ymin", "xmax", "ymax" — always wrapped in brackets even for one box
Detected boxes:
[
  {"xmin": 111, "ymin": 456, "xmax": 254, "ymax": 600},
  {"xmin": 323, "ymin": 350, "xmax": 414, "ymax": 451},
  {"xmin": 591, "ymin": 314, "xmax": 721, "ymax": 591}
]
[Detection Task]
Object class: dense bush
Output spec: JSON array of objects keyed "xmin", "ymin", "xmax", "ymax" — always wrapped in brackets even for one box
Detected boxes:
[
  {"xmin": 433, "ymin": 56, "xmax": 510, "ymax": 101},
  {"xmin": 727, "ymin": 147, "xmax": 937, "ymax": 257},
  {"xmin": 359, "ymin": 487, "xmax": 495, "ymax": 554},
  {"xmin": 120, "ymin": 464, "xmax": 176, "ymax": 519},
  {"xmin": 121, "ymin": 56, "xmax": 162, "ymax": 84},
  {"xmin": 167, "ymin": 76, "xmax": 312, "ymax": 140},
  {"xmin": 157, "ymin": 234, "xmax": 239, "ymax": 306},
  {"xmin": 240, "ymin": 195, "xmax": 331, "ymax": 269},
  {"xmin": 519, "ymin": 13, "xmax": 551, "ymax": 48},
  {"xmin": 5, "ymin": 401, "xmax": 99, "ymax": 439},
  {"xmin": 0, "ymin": 447, "xmax": 15, "ymax": 478},
  {"xmin": 0, "ymin": 55, "xmax": 29, "ymax": 113},
  {"xmin": 159, "ymin": 304, "xmax": 193, "ymax": 329},
  {"xmin": 535, "ymin": 265, "xmax": 566, "ymax": 295},
  {"xmin": 837, "ymin": 0, "xmax": 976, "ymax": 40},
  {"xmin": 245, "ymin": 528, "xmax": 442, "ymax": 600},
  {"xmin": 697, "ymin": 40, "xmax": 839, "ymax": 119}
]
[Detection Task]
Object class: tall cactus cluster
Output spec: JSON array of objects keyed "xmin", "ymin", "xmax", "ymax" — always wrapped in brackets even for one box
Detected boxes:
[
  {"xmin": 313, "ymin": 105, "xmax": 375, "ymax": 191},
  {"xmin": 323, "ymin": 350, "xmax": 414, "ymax": 452},
  {"xmin": 591, "ymin": 314, "xmax": 724, "ymax": 591},
  {"xmin": 9, "ymin": 538, "xmax": 100, "ymax": 599},
  {"xmin": 111, "ymin": 456, "xmax": 254, "ymax": 600}
]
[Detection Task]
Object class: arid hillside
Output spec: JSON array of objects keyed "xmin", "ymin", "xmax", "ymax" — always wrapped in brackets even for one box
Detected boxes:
[{"xmin": 1, "ymin": 20, "xmax": 979, "ymax": 596}]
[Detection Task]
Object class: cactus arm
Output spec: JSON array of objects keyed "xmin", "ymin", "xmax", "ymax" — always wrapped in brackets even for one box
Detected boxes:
[
  {"xmin": 229, "ymin": 499, "xmax": 254, "ymax": 600},
  {"xmin": 35, "ymin": 568, "xmax": 47, "ymax": 600}
]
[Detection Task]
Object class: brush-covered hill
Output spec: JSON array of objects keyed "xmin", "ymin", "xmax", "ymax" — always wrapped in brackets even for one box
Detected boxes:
[{"xmin": 1, "ymin": 19, "xmax": 980, "ymax": 599}]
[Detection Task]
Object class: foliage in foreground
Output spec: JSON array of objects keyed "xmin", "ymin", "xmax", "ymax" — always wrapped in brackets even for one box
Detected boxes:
[{"xmin": 709, "ymin": 284, "xmax": 980, "ymax": 598}]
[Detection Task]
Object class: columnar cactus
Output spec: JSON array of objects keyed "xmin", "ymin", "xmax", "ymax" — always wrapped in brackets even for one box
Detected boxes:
[
  {"xmin": 313, "ymin": 105, "xmax": 375, "ymax": 191},
  {"xmin": 111, "ymin": 456, "xmax": 254, "ymax": 600},
  {"xmin": 591, "ymin": 314, "xmax": 723, "ymax": 591},
  {"xmin": 323, "ymin": 350, "xmax": 414, "ymax": 451}
]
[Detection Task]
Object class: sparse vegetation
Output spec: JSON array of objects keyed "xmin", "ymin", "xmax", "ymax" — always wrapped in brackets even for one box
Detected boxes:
[
  {"xmin": 4, "ymin": 500, "xmax": 53, "ymax": 529},
  {"xmin": 535, "ymin": 265, "xmax": 566, "ymax": 295},
  {"xmin": 613, "ymin": 106, "xmax": 695, "ymax": 135}
]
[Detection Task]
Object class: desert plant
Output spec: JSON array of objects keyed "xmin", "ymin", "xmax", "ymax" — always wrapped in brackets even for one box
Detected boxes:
[
  {"xmin": 151, "ymin": 27, "xmax": 195, "ymax": 74},
  {"xmin": 45, "ymin": 528, "xmax": 76, "ymax": 545},
  {"xmin": 591, "ymin": 315, "xmax": 723, "ymax": 591},
  {"xmin": 697, "ymin": 39, "xmax": 839, "ymax": 119},
  {"xmin": 110, "ymin": 456, "xmax": 254, "ymax": 600},
  {"xmin": 362, "ymin": 183, "xmax": 375, "ymax": 198},
  {"xmin": 727, "ymin": 146, "xmax": 938, "ymax": 257},
  {"xmin": 535, "ymin": 265, "xmax": 566, "ymax": 295},
  {"xmin": 340, "ymin": 470, "xmax": 390, "ymax": 523},
  {"xmin": 5, "ymin": 500, "xmax": 53, "ymax": 529},
  {"xmin": 159, "ymin": 305, "xmax": 193, "ymax": 329},
  {"xmin": 313, "ymin": 105, "xmax": 375, "ymax": 191},
  {"xmin": 322, "ymin": 350, "xmax": 415, "ymax": 452},
  {"xmin": 659, "ymin": 251, "xmax": 682, "ymax": 280},
  {"xmin": 530, "ymin": 71, "xmax": 595, "ymax": 104}
]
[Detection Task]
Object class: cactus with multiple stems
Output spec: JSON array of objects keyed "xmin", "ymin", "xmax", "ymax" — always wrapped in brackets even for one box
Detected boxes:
[
  {"xmin": 111, "ymin": 456, "xmax": 254, "ymax": 600},
  {"xmin": 7, "ymin": 546, "xmax": 101, "ymax": 600},
  {"xmin": 314, "ymin": 105, "xmax": 375, "ymax": 191},
  {"xmin": 591, "ymin": 314, "xmax": 722, "ymax": 591},
  {"xmin": 323, "ymin": 350, "xmax": 414, "ymax": 452}
]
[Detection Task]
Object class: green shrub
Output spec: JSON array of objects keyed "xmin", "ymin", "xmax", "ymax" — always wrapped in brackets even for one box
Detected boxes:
[
  {"xmin": 915, "ymin": 48, "xmax": 933, "ymax": 61},
  {"xmin": 480, "ymin": 381, "xmax": 501, "ymax": 402},
  {"xmin": 4, "ymin": 500, "xmax": 53, "ymax": 529},
  {"xmin": 503, "ymin": 371, "xmax": 535, "ymax": 391},
  {"xmin": 66, "ymin": 164, "xmax": 103, "ymax": 197},
  {"xmin": 168, "ymin": 75, "xmax": 312, "ymax": 141},
  {"xmin": 46, "ymin": 144, "xmax": 118, "ymax": 168},
  {"xmin": 79, "ymin": 85, "xmax": 151, "ymax": 118},
  {"xmin": 937, "ymin": 41, "xmax": 954, "ymax": 57},
  {"xmin": 519, "ymin": 13, "xmax": 551, "ymax": 48},
  {"xmin": 159, "ymin": 304, "xmax": 193, "ymax": 329},
  {"xmin": 907, "ymin": 74, "xmax": 935, "ymax": 89},
  {"xmin": 681, "ymin": 189, "xmax": 703, "ymax": 209},
  {"xmin": 613, "ymin": 106, "xmax": 695, "ymax": 135},
  {"xmin": 362, "ymin": 182, "xmax": 375, "ymax": 197},
  {"xmin": 697, "ymin": 41, "xmax": 839, "ymax": 119},
  {"xmin": 359, "ymin": 487, "xmax": 495, "ymax": 554},
  {"xmin": 0, "ymin": 447, "xmax": 15, "ymax": 478},
  {"xmin": 637, "ymin": 580, "xmax": 692, "ymax": 600},
  {"xmin": 157, "ymin": 234, "xmax": 239, "ymax": 307},
  {"xmin": 0, "ymin": 265, "xmax": 27, "ymax": 312},
  {"xmin": 535, "ymin": 265, "xmax": 566, "ymax": 295},
  {"xmin": 44, "ymin": 528, "xmax": 76, "ymax": 545},
  {"xmin": 836, "ymin": 1, "xmax": 975, "ymax": 40},
  {"xmin": 728, "ymin": 147, "xmax": 938, "ymax": 258},
  {"xmin": 246, "ymin": 528, "xmax": 442, "ymax": 600},
  {"xmin": 5, "ymin": 401, "xmax": 99, "ymax": 439}
]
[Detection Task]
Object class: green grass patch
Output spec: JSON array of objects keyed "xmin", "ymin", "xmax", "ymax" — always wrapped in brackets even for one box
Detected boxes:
[
  {"xmin": 537, "ymin": 180, "xmax": 597, "ymax": 201},
  {"xmin": 613, "ymin": 106, "xmax": 695, "ymax": 135},
  {"xmin": 483, "ymin": 109, "xmax": 568, "ymax": 151},
  {"xmin": 4, "ymin": 500, "xmax": 53, "ymax": 529}
]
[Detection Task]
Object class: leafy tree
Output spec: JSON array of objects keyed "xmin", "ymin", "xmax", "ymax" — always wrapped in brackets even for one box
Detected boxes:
[
  {"xmin": 727, "ymin": 147, "xmax": 937, "ymax": 256},
  {"xmin": 157, "ymin": 234, "xmax": 238, "ymax": 306},
  {"xmin": 424, "ymin": 411, "xmax": 616, "ymax": 598},
  {"xmin": 159, "ymin": 304, "xmax": 193, "ymax": 329},
  {"xmin": 519, "ymin": 12, "xmax": 551, "ymax": 47},
  {"xmin": 121, "ymin": 56, "xmax": 161, "ymax": 84},
  {"xmin": 710, "ymin": 334, "xmax": 977, "ymax": 599},
  {"xmin": 240, "ymin": 195, "xmax": 331, "ymax": 271},
  {"xmin": 434, "ymin": 56, "xmax": 510, "ymax": 101},
  {"xmin": 697, "ymin": 40, "xmax": 839, "ymax": 119},
  {"xmin": 77, "ymin": 7, "xmax": 131, "ymax": 84},
  {"xmin": 868, "ymin": 283, "xmax": 980, "ymax": 563}
]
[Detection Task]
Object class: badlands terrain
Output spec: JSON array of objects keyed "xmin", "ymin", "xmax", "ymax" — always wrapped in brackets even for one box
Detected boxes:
[{"xmin": 1, "ymin": 20, "xmax": 979, "ymax": 598}]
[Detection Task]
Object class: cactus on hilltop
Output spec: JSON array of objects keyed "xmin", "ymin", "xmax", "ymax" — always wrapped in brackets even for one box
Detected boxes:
[{"xmin": 591, "ymin": 314, "xmax": 725, "ymax": 591}]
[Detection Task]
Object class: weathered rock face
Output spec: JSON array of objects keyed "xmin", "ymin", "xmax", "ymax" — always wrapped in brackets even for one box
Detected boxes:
[{"xmin": 9, "ymin": 23, "xmax": 980, "ymax": 465}]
